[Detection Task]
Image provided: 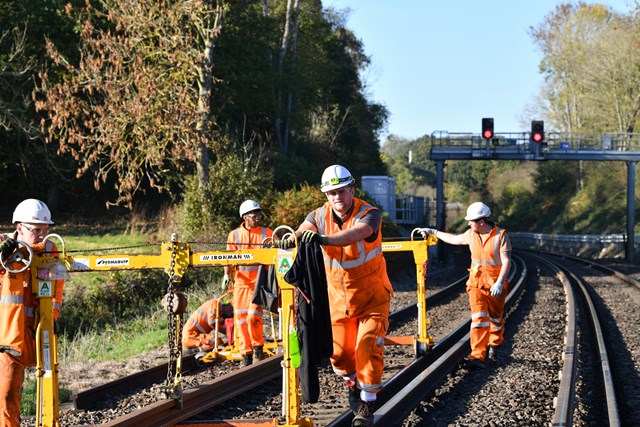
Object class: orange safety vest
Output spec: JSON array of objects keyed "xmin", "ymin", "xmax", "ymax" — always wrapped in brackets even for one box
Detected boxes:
[
  {"xmin": 226, "ymin": 225, "xmax": 273, "ymax": 288},
  {"xmin": 0, "ymin": 240, "xmax": 63, "ymax": 366},
  {"xmin": 182, "ymin": 298, "xmax": 232, "ymax": 350},
  {"xmin": 466, "ymin": 225, "xmax": 508, "ymax": 290},
  {"xmin": 315, "ymin": 198, "xmax": 392, "ymax": 318}
]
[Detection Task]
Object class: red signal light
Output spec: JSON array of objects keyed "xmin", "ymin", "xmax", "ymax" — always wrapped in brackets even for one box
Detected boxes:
[
  {"xmin": 531, "ymin": 120, "xmax": 544, "ymax": 143},
  {"xmin": 482, "ymin": 118, "xmax": 494, "ymax": 140}
]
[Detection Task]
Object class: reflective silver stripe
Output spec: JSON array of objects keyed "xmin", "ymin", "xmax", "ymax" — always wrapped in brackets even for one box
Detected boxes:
[
  {"xmin": 316, "ymin": 209, "xmax": 327, "ymax": 234},
  {"xmin": 248, "ymin": 309, "xmax": 263, "ymax": 315},
  {"xmin": 332, "ymin": 366, "xmax": 349, "ymax": 376},
  {"xmin": 233, "ymin": 229, "xmax": 240, "ymax": 243},
  {"xmin": 325, "ymin": 243, "xmax": 382, "ymax": 272},
  {"xmin": 490, "ymin": 316, "xmax": 502, "ymax": 324},
  {"xmin": 471, "ymin": 321, "xmax": 490, "ymax": 328},
  {"xmin": 237, "ymin": 319, "xmax": 248, "ymax": 326},
  {"xmin": 490, "ymin": 324, "xmax": 503, "ymax": 331},
  {"xmin": 25, "ymin": 306, "xmax": 35, "ymax": 317},
  {"xmin": 195, "ymin": 322, "xmax": 208, "ymax": 334},
  {"xmin": 238, "ymin": 265, "xmax": 259, "ymax": 272},
  {"xmin": 376, "ymin": 336, "xmax": 385, "ymax": 347},
  {"xmin": 471, "ymin": 311, "xmax": 489, "ymax": 320},
  {"xmin": 360, "ymin": 382, "xmax": 383, "ymax": 392},
  {"xmin": 53, "ymin": 301, "xmax": 62, "ymax": 312},
  {"xmin": 235, "ymin": 309, "xmax": 249, "ymax": 315},
  {"xmin": 0, "ymin": 295, "xmax": 24, "ymax": 304}
]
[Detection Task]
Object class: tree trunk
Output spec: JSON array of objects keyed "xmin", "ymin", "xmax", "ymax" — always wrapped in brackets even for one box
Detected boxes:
[
  {"xmin": 275, "ymin": 0, "xmax": 295, "ymax": 154},
  {"xmin": 196, "ymin": 3, "xmax": 225, "ymax": 187}
]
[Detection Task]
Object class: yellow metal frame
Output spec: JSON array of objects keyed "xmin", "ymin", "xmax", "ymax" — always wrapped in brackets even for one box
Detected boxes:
[
  {"xmin": 30, "ymin": 231, "xmax": 436, "ymax": 427},
  {"xmin": 381, "ymin": 234, "xmax": 438, "ymax": 354}
]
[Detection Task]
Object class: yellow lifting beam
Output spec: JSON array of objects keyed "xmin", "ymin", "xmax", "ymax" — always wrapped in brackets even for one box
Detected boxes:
[
  {"xmin": 381, "ymin": 233, "xmax": 438, "ymax": 355},
  {"xmin": 29, "ymin": 230, "xmax": 436, "ymax": 427}
]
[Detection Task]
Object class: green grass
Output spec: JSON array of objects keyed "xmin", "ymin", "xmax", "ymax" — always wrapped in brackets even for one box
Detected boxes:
[{"xmin": 19, "ymin": 224, "xmax": 225, "ymax": 417}]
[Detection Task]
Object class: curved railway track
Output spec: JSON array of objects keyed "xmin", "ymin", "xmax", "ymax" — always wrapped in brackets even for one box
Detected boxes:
[{"xmin": 48, "ymin": 251, "xmax": 640, "ymax": 426}]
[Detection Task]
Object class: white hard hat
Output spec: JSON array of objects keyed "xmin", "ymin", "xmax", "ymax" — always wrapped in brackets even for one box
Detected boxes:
[
  {"xmin": 12, "ymin": 198, "xmax": 54, "ymax": 224},
  {"xmin": 464, "ymin": 202, "xmax": 491, "ymax": 221},
  {"xmin": 239, "ymin": 200, "xmax": 261, "ymax": 218},
  {"xmin": 320, "ymin": 165, "xmax": 355, "ymax": 192}
]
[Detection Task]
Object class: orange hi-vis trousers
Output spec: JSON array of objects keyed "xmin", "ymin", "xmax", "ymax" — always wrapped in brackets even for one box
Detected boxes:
[
  {"xmin": 232, "ymin": 286, "xmax": 264, "ymax": 355},
  {"xmin": 0, "ymin": 353, "xmax": 25, "ymax": 427},
  {"xmin": 330, "ymin": 307, "xmax": 388, "ymax": 393},
  {"xmin": 467, "ymin": 285, "xmax": 507, "ymax": 362}
]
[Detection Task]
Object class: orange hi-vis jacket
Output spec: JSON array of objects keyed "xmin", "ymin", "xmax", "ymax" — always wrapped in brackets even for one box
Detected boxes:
[
  {"xmin": 466, "ymin": 226, "xmax": 508, "ymax": 290},
  {"xmin": 315, "ymin": 198, "xmax": 393, "ymax": 319},
  {"xmin": 182, "ymin": 298, "xmax": 232, "ymax": 351},
  {"xmin": 226, "ymin": 225, "xmax": 273, "ymax": 289},
  {"xmin": 0, "ymin": 239, "xmax": 64, "ymax": 367}
]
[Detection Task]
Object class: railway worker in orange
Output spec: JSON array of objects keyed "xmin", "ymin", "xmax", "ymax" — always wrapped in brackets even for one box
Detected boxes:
[
  {"xmin": 224, "ymin": 200, "xmax": 273, "ymax": 366},
  {"xmin": 182, "ymin": 298, "xmax": 234, "ymax": 353},
  {"xmin": 0, "ymin": 199, "xmax": 64, "ymax": 427},
  {"xmin": 419, "ymin": 201, "xmax": 511, "ymax": 369},
  {"xmin": 278, "ymin": 164, "xmax": 393, "ymax": 427}
]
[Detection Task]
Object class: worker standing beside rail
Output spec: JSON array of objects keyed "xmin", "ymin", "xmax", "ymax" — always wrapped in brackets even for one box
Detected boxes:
[
  {"xmin": 419, "ymin": 201, "xmax": 511, "ymax": 369},
  {"xmin": 224, "ymin": 200, "xmax": 273, "ymax": 366},
  {"xmin": 277, "ymin": 165, "xmax": 393, "ymax": 427},
  {"xmin": 0, "ymin": 199, "xmax": 64, "ymax": 427}
]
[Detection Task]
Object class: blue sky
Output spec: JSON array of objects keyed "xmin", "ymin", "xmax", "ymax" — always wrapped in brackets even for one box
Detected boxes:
[{"xmin": 324, "ymin": 1, "xmax": 635, "ymax": 141}]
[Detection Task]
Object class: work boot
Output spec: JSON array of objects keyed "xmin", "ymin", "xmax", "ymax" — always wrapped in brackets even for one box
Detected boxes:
[
  {"xmin": 352, "ymin": 400, "xmax": 375, "ymax": 427},
  {"xmin": 253, "ymin": 346, "xmax": 264, "ymax": 362},
  {"xmin": 242, "ymin": 354, "xmax": 253, "ymax": 367},
  {"xmin": 487, "ymin": 345, "xmax": 498, "ymax": 363},
  {"xmin": 465, "ymin": 358, "xmax": 485, "ymax": 370},
  {"xmin": 348, "ymin": 384, "xmax": 361, "ymax": 414}
]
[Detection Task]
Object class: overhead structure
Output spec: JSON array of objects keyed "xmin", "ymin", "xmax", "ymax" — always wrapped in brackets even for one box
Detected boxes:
[{"xmin": 430, "ymin": 130, "xmax": 640, "ymax": 262}]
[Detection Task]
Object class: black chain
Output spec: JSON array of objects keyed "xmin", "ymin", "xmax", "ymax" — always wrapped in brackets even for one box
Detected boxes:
[{"xmin": 166, "ymin": 239, "xmax": 180, "ymax": 386}]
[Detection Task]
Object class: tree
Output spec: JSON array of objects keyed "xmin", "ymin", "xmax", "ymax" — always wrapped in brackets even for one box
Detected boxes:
[
  {"xmin": 36, "ymin": 0, "xmax": 226, "ymax": 207},
  {"xmin": 530, "ymin": 2, "xmax": 640, "ymax": 134}
]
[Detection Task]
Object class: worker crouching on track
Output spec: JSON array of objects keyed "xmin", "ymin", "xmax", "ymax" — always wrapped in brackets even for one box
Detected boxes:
[
  {"xmin": 276, "ymin": 165, "xmax": 393, "ymax": 427},
  {"xmin": 0, "ymin": 199, "xmax": 64, "ymax": 427},
  {"xmin": 224, "ymin": 200, "xmax": 273, "ymax": 366},
  {"xmin": 181, "ymin": 298, "xmax": 234, "ymax": 354},
  {"xmin": 419, "ymin": 201, "xmax": 511, "ymax": 369}
]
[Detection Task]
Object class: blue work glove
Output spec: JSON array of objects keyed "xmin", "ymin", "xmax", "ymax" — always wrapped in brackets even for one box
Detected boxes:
[
  {"xmin": 273, "ymin": 238, "xmax": 294, "ymax": 249},
  {"xmin": 417, "ymin": 228, "xmax": 437, "ymax": 238},
  {"xmin": 0, "ymin": 238, "xmax": 17, "ymax": 258},
  {"xmin": 221, "ymin": 274, "xmax": 231, "ymax": 291},
  {"xmin": 300, "ymin": 230, "xmax": 329, "ymax": 245},
  {"xmin": 490, "ymin": 280, "xmax": 504, "ymax": 296}
]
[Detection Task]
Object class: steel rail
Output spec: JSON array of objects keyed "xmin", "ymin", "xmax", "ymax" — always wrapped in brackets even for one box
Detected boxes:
[
  {"xmin": 96, "ymin": 357, "xmax": 282, "ymax": 427},
  {"xmin": 69, "ymin": 268, "xmax": 469, "ymax": 425},
  {"xmin": 367, "ymin": 255, "xmax": 528, "ymax": 427},
  {"xmin": 71, "ymin": 274, "xmax": 470, "ymax": 411},
  {"xmin": 525, "ymin": 253, "xmax": 578, "ymax": 426},
  {"xmin": 532, "ymin": 253, "xmax": 621, "ymax": 427}
]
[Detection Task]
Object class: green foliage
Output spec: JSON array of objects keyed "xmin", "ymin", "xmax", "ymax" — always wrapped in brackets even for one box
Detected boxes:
[
  {"xmin": 381, "ymin": 135, "xmax": 435, "ymax": 195},
  {"xmin": 21, "ymin": 376, "xmax": 72, "ymax": 416},
  {"xmin": 268, "ymin": 183, "xmax": 327, "ymax": 228},
  {"xmin": 176, "ymin": 153, "xmax": 275, "ymax": 241}
]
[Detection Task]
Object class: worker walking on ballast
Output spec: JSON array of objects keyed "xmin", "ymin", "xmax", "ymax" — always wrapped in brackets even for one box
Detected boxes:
[
  {"xmin": 224, "ymin": 200, "xmax": 273, "ymax": 366},
  {"xmin": 419, "ymin": 201, "xmax": 511, "ymax": 369},
  {"xmin": 277, "ymin": 165, "xmax": 393, "ymax": 427}
]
